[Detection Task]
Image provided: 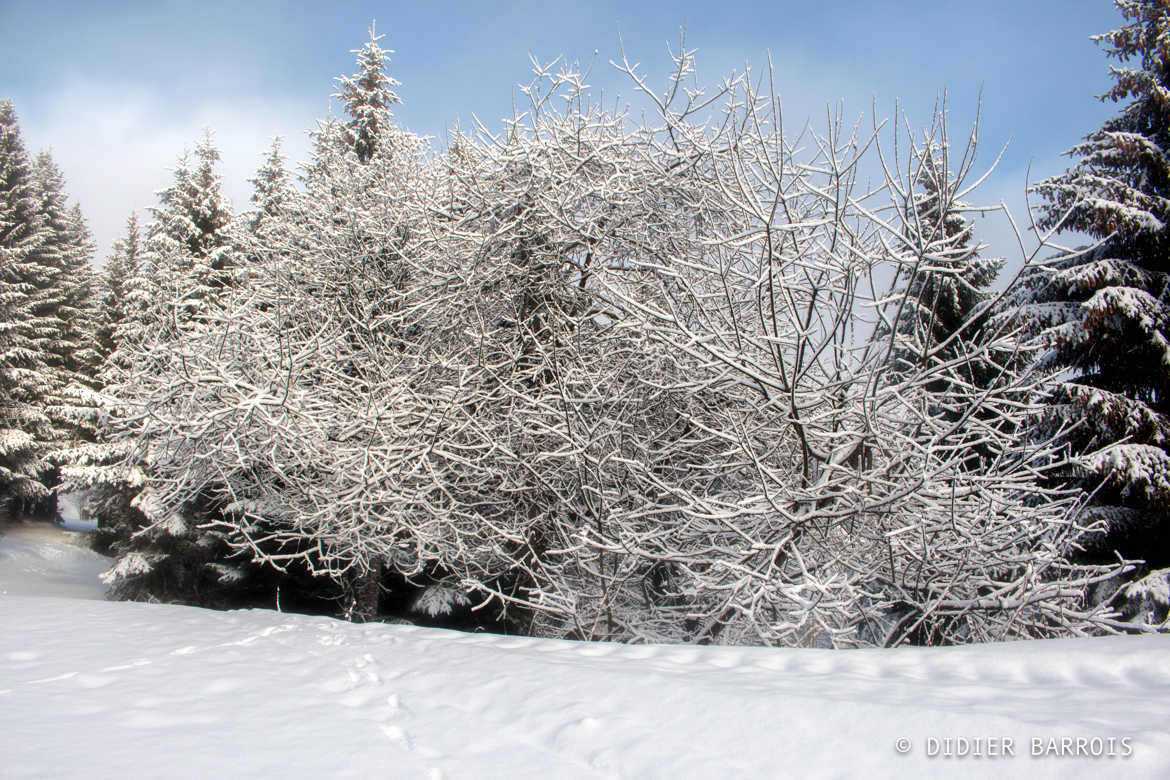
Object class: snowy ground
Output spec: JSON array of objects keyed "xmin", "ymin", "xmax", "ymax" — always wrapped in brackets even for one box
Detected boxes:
[
  {"xmin": 2, "ymin": 526, "xmax": 1168, "ymax": 778},
  {"xmin": 53, "ymin": 491, "xmax": 98, "ymax": 533},
  {"xmin": 0, "ymin": 521, "xmax": 109, "ymax": 600}
]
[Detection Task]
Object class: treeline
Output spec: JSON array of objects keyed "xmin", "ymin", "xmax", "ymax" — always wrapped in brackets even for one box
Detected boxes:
[{"xmin": 2, "ymin": 4, "xmax": 1168, "ymax": 646}]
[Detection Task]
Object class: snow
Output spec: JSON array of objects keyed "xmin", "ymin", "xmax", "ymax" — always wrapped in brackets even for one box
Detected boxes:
[
  {"xmin": 2, "ymin": 530, "xmax": 1169, "ymax": 778},
  {"xmin": 0, "ymin": 522, "xmax": 109, "ymax": 600},
  {"xmin": 55, "ymin": 491, "xmax": 96, "ymax": 532}
]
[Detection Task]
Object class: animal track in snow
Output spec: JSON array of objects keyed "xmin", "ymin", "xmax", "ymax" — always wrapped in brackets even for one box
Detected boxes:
[
  {"xmin": 320, "ymin": 652, "xmax": 384, "ymax": 694},
  {"xmin": 379, "ymin": 724, "xmax": 411, "ymax": 747},
  {"xmin": 219, "ymin": 623, "xmax": 296, "ymax": 647}
]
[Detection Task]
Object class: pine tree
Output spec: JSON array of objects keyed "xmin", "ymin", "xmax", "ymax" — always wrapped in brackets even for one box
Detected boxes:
[
  {"xmin": 62, "ymin": 212, "xmax": 145, "ymax": 554},
  {"xmin": 887, "ymin": 144, "xmax": 1006, "ymax": 398},
  {"xmin": 92, "ymin": 131, "xmax": 245, "ymax": 602},
  {"xmin": 298, "ymin": 29, "xmax": 412, "ymax": 620},
  {"xmin": 1020, "ymin": 0, "xmax": 1170, "ymax": 624},
  {"xmin": 63, "ymin": 203, "xmax": 101, "ymax": 380},
  {"xmin": 875, "ymin": 140, "xmax": 1020, "ymax": 494},
  {"xmin": 333, "ymin": 23, "xmax": 402, "ymax": 164},
  {"xmin": 30, "ymin": 154, "xmax": 101, "ymax": 444},
  {"xmin": 119, "ymin": 214, "xmax": 165, "ymax": 344},
  {"xmin": 246, "ymin": 137, "xmax": 292, "ymax": 234},
  {"xmin": 97, "ymin": 212, "xmax": 143, "ymax": 359},
  {"xmin": 235, "ymin": 137, "xmax": 295, "ymax": 286},
  {"xmin": 0, "ymin": 100, "xmax": 51, "ymax": 514},
  {"xmin": 186, "ymin": 131, "xmax": 235, "ymax": 295},
  {"xmin": 148, "ymin": 131, "xmax": 235, "ymax": 315}
]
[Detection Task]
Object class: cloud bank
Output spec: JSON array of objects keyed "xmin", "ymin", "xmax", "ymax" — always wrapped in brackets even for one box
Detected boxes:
[{"xmin": 15, "ymin": 80, "xmax": 318, "ymax": 264}]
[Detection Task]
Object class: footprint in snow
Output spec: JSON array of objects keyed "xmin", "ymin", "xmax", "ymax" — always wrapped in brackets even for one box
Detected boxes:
[
  {"xmin": 552, "ymin": 715, "xmax": 603, "ymax": 748},
  {"xmin": 321, "ymin": 652, "xmax": 383, "ymax": 694},
  {"xmin": 704, "ymin": 651, "xmax": 743, "ymax": 669},
  {"xmin": 379, "ymin": 724, "xmax": 411, "ymax": 747},
  {"xmin": 317, "ymin": 630, "xmax": 348, "ymax": 647},
  {"xmin": 576, "ymin": 643, "xmax": 618, "ymax": 658},
  {"xmin": 619, "ymin": 645, "xmax": 658, "ymax": 660},
  {"xmin": 379, "ymin": 722, "xmax": 445, "ymax": 763}
]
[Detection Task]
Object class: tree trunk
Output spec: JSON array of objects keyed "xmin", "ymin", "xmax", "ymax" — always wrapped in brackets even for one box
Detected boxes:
[{"xmin": 347, "ymin": 557, "xmax": 384, "ymax": 622}]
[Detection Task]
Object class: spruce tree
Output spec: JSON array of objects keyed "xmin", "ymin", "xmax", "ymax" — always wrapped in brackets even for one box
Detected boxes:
[
  {"xmin": 333, "ymin": 23, "xmax": 402, "ymax": 164},
  {"xmin": 235, "ymin": 137, "xmax": 295, "ymax": 286},
  {"xmin": 95, "ymin": 132, "xmax": 244, "ymax": 603},
  {"xmin": 888, "ymin": 144, "xmax": 1005, "ymax": 398},
  {"xmin": 304, "ymin": 28, "xmax": 411, "ymax": 619},
  {"xmin": 63, "ymin": 203, "xmax": 101, "ymax": 380},
  {"xmin": 148, "ymin": 132, "xmax": 235, "ymax": 316},
  {"xmin": 246, "ymin": 137, "xmax": 292, "ymax": 234},
  {"xmin": 97, "ymin": 212, "xmax": 143, "ymax": 359},
  {"xmin": 1020, "ymin": 0, "xmax": 1170, "ymax": 624},
  {"xmin": 62, "ymin": 211, "xmax": 145, "ymax": 554},
  {"xmin": 30, "ymin": 154, "xmax": 101, "ymax": 449},
  {"xmin": 0, "ymin": 100, "xmax": 51, "ymax": 514},
  {"xmin": 186, "ymin": 131, "xmax": 235, "ymax": 295}
]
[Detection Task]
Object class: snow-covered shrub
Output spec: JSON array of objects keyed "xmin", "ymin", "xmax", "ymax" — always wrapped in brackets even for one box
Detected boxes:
[
  {"xmin": 576, "ymin": 44, "xmax": 1131, "ymax": 645},
  {"xmin": 90, "ymin": 32, "xmax": 1139, "ymax": 645}
]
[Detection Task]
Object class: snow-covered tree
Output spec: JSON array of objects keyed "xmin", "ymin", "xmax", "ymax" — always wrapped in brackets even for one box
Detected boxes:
[
  {"xmin": 233, "ymin": 138, "xmax": 296, "ymax": 290},
  {"xmin": 244, "ymin": 138, "xmax": 293, "ymax": 238},
  {"xmin": 876, "ymin": 132, "xmax": 1025, "ymax": 489},
  {"xmin": 334, "ymin": 23, "xmax": 402, "ymax": 164},
  {"xmin": 76, "ymin": 132, "xmax": 241, "ymax": 597},
  {"xmin": 63, "ymin": 202, "xmax": 101, "ymax": 376},
  {"xmin": 90, "ymin": 35, "xmax": 1140, "ymax": 645},
  {"xmin": 148, "ymin": 131, "xmax": 235, "ymax": 314},
  {"xmin": 0, "ymin": 100, "xmax": 51, "ymax": 515},
  {"xmin": 1018, "ymin": 0, "xmax": 1170, "ymax": 625},
  {"xmin": 0, "ymin": 109, "xmax": 100, "ymax": 521},
  {"xmin": 59, "ymin": 211, "xmax": 145, "ymax": 550},
  {"xmin": 581, "ymin": 45, "xmax": 1126, "ymax": 646},
  {"xmin": 96, "ymin": 212, "xmax": 143, "ymax": 359},
  {"xmin": 884, "ymin": 139, "xmax": 1006, "ymax": 394},
  {"xmin": 92, "ymin": 39, "xmax": 410, "ymax": 615},
  {"xmin": 30, "ymin": 153, "xmax": 101, "ymax": 456}
]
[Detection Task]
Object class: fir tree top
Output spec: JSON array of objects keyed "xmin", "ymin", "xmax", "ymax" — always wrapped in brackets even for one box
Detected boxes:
[
  {"xmin": 333, "ymin": 23, "xmax": 402, "ymax": 164},
  {"xmin": 247, "ymin": 136, "xmax": 291, "ymax": 230},
  {"xmin": 1034, "ymin": 0, "xmax": 1170, "ymax": 252},
  {"xmin": 0, "ymin": 100, "xmax": 43, "ymax": 252}
]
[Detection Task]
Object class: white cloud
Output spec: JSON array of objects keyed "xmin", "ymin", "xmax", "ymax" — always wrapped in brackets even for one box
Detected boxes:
[{"xmin": 15, "ymin": 80, "xmax": 320, "ymax": 265}]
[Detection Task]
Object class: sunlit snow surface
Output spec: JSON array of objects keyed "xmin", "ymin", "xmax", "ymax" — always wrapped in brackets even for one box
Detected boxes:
[{"xmin": 2, "ymin": 529, "xmax": 1169, "ymax": 778}]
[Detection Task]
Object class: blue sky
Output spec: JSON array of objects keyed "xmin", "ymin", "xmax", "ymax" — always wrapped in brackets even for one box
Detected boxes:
[{"xmin": 0, "ymin": 0, "xmax": 1125, "ymax": 262}]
